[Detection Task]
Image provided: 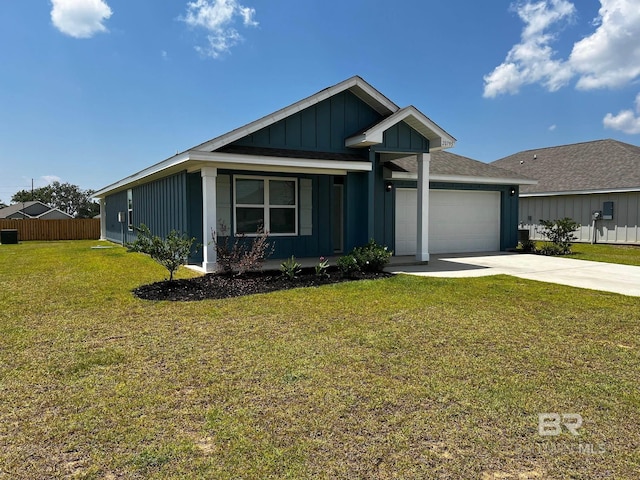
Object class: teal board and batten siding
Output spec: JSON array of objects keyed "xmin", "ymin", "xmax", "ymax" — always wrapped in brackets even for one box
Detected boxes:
[
  {"xmin": 104, "ymin": 171, "xmax": 203, "ymax": 262},
  {"xmin": 387, "ymin": 181, "xmax": 520, "ymax": 252},
  {"xmin": 379, "ymin": 123, "xmax": 429, "ymax": 152},
  {"xmin": 231, "ymin": 90, "xmax": 381, "ymax": 155},
  {"xmin": 104, "ymin": 190, "xmax": 131, "ymax": 244},
  {"xmin": 520, "ymin": 192, "xmax": 640, "ymax": 244}
]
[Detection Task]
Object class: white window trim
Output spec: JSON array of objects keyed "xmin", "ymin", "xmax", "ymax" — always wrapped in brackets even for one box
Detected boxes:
[
  {"xmin": 233, "ymin": 175, "xmax": 298, "ymax": 237},
  {"xmin": 127, "ymin": 189, "xmax": 134, "ymax": 231}
]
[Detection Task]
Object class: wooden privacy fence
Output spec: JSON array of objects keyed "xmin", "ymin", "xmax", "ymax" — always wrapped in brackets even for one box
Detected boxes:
[{"xmin": 0, "ymin": 219, "xmax": 101, "ymax": 241}]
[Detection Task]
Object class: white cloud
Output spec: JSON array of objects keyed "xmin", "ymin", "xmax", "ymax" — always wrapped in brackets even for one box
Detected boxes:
[
  {"xmin": 549, "ymin": 124, "xmax": 557, "ymax": 131},
  {"xmin": 483, "ymin": 0, "xmax": 575, "ymax": 98},
  {"xmin": 485, "ymin": 0, "xmax": 640, "ymax": 97},
  {"xmin": 182, "ymin": 0, "xmax": 258, "ymax": 58},
  {"xmin": 570, "ymin": 0, "xmax": 640, "ymax": 90},
  {"xmin": 50, "ymin": 0, "xmax": 112, "ymax": 39},
  {"xmin": 603, "ymin": 93, "xmax": 640, "ymax": 134}
]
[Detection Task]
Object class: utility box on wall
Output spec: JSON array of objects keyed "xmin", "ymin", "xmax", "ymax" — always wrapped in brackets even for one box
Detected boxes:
[{"xmin": 603, "ymin": 201, "xmax": 614, "ymax": 220}]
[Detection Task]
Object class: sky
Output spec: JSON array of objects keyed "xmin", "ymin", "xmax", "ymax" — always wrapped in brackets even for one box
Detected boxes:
[{"xmin": 1, "ymin": 0, "xmax": 640, "ymax": 204}]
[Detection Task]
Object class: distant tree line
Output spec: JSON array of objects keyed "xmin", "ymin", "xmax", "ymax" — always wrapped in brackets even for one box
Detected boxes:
[{"xmin": 10, "ymin": 181, "xmax": 99, "ymax": 218}]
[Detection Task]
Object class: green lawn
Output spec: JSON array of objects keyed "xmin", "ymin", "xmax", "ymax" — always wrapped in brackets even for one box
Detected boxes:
[
  {"xmin": 1, "ymin": 241, "xmax": 639, "ymax": 479},
  {"xmin": 570, "ymin": 242, "xmax": 640, "ymax": 266}
]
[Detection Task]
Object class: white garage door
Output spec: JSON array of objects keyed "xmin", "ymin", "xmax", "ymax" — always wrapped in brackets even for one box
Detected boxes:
[{"xmin": 395, "ymin": 189, "xmax": 501, "ymax": 255}]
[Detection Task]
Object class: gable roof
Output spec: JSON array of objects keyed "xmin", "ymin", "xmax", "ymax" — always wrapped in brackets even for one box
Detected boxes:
[
  {"xmin": 94, "ymin": 76, "xmax": 456, "ymax": 198},
  {"xmin": 491, "ymin": 139, "xmax": 640, "ymax": 195},
  {"xmin": 194, "ymin": 76, "xmax": 400, "ymax": 153},
  {"xmin": 345, "ymin": 106, "xmax": 455, "ymax": 150},
  {"xmin": 0, "ymin": 201, "xmax": 73, "ymax": 219},
  {"xmin": 386, "ymin": 151, "xmax": 537, "ymax": 185}
]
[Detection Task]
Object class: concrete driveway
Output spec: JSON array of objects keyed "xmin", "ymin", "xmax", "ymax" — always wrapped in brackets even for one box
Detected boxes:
[{"xmin": 386, "ymin": 253, "xmax": 640, "ymax": 297}]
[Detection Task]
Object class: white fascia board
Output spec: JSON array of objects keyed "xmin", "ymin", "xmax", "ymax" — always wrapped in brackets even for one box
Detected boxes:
[
  {"xmin": 345, "ymin": 106, "xmax": 456, "ymax": 150},
  {"xmin": 190, "ymin": 151, "xmax": 372, "ymax": 172},
  {"xmin": 194, "ymin": 76, "xmax": 398, "ymax": 153},
  {"xmin": 521, "ymin": 186, "xmax": 640, "ymax": 197},
  {"xmin": 93, "ymin": 152, "xmax": 191, "ymax": 198},
  {"xmin": 388, "ymin": 171, "xmax": 537, "ymax": 185},
  {"xmin": 94, "ymin": 150, "xmax": 371, "ymax": 198}
]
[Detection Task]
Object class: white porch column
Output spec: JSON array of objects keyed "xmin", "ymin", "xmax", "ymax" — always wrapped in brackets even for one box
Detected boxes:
[
  {"xmin": 201, "ymin": 167, "xmax": 218, "ymax": 273},
  {"xmin": 99, "ymin": 198, "xmax": 107, "ymax": 240},
  {"xmin": 416, "ymin": 152, "xmax": 430, "ymax": 262}
]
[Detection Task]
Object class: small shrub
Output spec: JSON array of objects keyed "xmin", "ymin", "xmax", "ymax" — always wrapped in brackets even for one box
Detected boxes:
[
  {"xmin": 213, "ymin": 223, "xmax": 273, "ymax": 276},
  {"xmin": 127, "ymin": 224, "xmax": 196, "ymax": 281},
  {"xmin": 538, "ymin": 217, "xmax": 580, "ymax": 255},
  {"xmin": 351, "ymin": 239, "xmax": 392, "ymax": 272},
  {"xmin": 518, "ymin": 239, "xmax": 537, "ymax": 253},
  {"xmin": 336, "ymin": 254, "xmax": 360, "ymax": 277},
  {"xmin": 280, "ymin": 255, "xmax": 302, "ymax": 280},
  {"xmin": 538, "ymin": 242, "xmax": 564, "ymax": 256},
  {"xmin": 314, "ymin": 257, "xmax": 330, "ymax": 277}
]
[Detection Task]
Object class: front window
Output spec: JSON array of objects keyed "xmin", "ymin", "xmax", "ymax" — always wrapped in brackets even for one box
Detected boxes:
[{"xmin": 234, "ymin": 176, "xmax": 297, "ymax": 235}]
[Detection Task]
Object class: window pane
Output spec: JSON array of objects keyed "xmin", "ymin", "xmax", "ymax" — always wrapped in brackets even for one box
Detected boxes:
[
  {"xmin": 270, "ymin": 208, "xmax": 296, "ymax": 234},
  {"xmin": 236, "ymin": 208, "xmax": 264, "ymax": 234},
  {"xmin": 270, "ymin": 180, "xmax": 295, "ymax": 206},
  {"xmin": 236, "ymin": 179, "xmax": 264, "ymax": 205}
]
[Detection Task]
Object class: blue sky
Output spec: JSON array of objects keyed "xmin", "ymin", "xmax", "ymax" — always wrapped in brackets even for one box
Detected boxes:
[{"xmin": 1, "ymin": 0, "xmax": 640, "ymax": 203}]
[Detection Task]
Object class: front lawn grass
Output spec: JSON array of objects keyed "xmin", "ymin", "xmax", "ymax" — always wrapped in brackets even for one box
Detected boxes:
[
  {"xmin": 1, "ymin": 240, "xmax": 639, "ymax": 479},
  {"xmin": 570, "ymin": 242, "xmax": 640, "ymax": 266}
]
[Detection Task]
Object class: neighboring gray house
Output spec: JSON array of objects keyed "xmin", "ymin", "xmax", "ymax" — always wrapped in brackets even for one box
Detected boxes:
[
  {"xmin": 0, "ymin": 201, "xmax": 73, "ymax": 220},
  {"xmin": 94, "ymin": 76, "xmax": 534, "ymax": 272},
  {"xmin": 492, "ymin": 139, "xmax": 640, "ymax": 245}
]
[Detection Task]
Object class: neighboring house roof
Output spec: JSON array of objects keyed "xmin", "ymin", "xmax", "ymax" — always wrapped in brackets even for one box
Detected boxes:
[
  {"xmin": 386, "ymin": 151, "xmax": 537, "ymax": 185},
  {"xmin": 36, "ymin": 209, "xmax": 75, "ymax": 220},
  {"xmin": 491, "ymin": 139, "xmax": 640, "ymax": 195},
  {"xmin": 0, "ymin": 201, "xmax": 73, "ymax": 219},
  {"xmin": 94, "ymin": 76, "xmax": 457, "ymax": 198},
  {"xmin": 0, "ymin": 201, "xmax": 40, "ymax": 218}
]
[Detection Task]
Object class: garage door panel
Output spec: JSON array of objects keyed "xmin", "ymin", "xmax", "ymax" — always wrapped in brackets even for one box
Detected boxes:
[{"xmin": 395, "ymin": 189, "xmax": 500, "ymax": 255}]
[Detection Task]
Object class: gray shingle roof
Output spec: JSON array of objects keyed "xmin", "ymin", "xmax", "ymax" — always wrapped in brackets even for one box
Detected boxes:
[
  {"xmin": 389, "ymin": 150, "xmax": 535, "ymax": 183},
  {"xmin": 0, "ymin": 201, "xmax": 40, "ymax": 218},
  {"xmin": 0, "ymin": 201, "xmax": 72, "ymax": 219},
  {"xmin": 491, "ymin": 139, "xmax": 640, "ymax": 194}
]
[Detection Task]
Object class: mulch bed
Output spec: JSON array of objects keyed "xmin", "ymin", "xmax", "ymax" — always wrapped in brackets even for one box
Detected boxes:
[{"xmin": 133, "ymin": 267, "xmax": 393, "ymax": 301}]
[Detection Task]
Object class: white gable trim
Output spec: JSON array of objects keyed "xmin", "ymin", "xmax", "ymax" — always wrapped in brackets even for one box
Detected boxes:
[
  {"xmin": 193, "ymin": 76, "xmax": 399, "ymax": 153},
  {"xmin": 345, "ymin": 106, "xmax": 456, "ymax": 151}
]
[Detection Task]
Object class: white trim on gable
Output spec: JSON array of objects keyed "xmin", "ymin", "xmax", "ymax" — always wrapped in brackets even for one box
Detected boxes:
[
  {"xmin": 193, "ymin": 76, "xmax": 399, "ymax": 153},
  {"xmin": 345, "ymin": 106, "xmax": 456, "ymax": 151}
]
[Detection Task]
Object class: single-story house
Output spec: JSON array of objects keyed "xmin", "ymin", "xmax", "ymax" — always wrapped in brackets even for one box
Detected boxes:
[
  {"xmin": 93, "ymin": 76, "xmax": 534, "ymax": 272},
  {"xmin": 0, "ymin": 201, "xmax": 73, "ymax": 220},
  {"xmin": 492, "ymin": 139, "xmax": 640, "ymax": 245}
]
